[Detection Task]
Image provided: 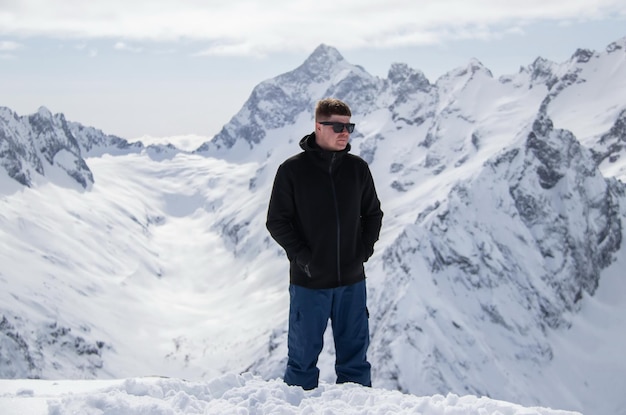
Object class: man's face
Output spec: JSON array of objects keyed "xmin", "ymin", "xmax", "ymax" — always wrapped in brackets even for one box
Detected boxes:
[{"xmin": 315, "ymin": 115, "xmax": 352, "ymax": 152}]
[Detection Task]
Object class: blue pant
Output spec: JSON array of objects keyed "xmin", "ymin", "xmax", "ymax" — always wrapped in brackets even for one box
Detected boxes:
[{"xmin": 284, "ymin": 280, "xmax": 371, "ymax": 390}]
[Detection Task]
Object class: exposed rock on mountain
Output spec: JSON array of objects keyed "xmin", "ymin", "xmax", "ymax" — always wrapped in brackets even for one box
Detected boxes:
[{"xmin": 0, "ymin": 106, "xmax": 147, "ymax": 188}]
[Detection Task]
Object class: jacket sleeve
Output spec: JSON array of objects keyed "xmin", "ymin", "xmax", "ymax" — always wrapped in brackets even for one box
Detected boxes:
[
  {"xmin": 360, "ymin": 165, "xmax": 383, "ymax": 261},
  {"xmin": 266, "ymin": 163, "xmax": 307, "ymax": 261}
]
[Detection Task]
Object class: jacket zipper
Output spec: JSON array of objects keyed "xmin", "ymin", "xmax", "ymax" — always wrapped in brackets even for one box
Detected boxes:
[{"xmin": 329, "ymin": 153, "xmax": 342, "ymax": 284}]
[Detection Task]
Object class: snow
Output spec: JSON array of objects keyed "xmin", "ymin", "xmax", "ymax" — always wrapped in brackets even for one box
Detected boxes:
[
  {"xmin": 130, "ymin": 134, "xmax": 213, "ymax": 151},
  {"xmin": 545, "ymin": 242, "xmax": 626, "ymax": 414},
  {"xmin": 3, "ymin": 37, "xmax": 626, "ymax": 415},
  {"xmin": 0, "ymin": 374, "xmax": 581, "ymax": 414},
  {"xmin": 0, "ymin": 152, "xmax": 281, "ymax": 380},
  {"xmin": 0, "ymin": 149, "xmax": 589, "ymax": 415}
]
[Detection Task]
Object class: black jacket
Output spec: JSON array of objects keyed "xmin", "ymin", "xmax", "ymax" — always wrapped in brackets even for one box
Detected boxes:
[{"xmin": 266, "ymin": 133, "xmax": 383, "ymax": 289}]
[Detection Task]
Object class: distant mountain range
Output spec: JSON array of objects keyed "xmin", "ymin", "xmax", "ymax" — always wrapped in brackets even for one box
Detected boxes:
[{"xmin": 1, "ymin": 36, "xmax": 626, "ymax": 415}]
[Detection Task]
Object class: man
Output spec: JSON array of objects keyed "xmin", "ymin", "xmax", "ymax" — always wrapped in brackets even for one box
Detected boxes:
[{"xmin": 266, "ymin": 98, "xmax": 383, "ymax": 390}]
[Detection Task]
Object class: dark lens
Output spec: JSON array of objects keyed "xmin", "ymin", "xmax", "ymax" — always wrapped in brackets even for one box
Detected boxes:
[
  {"xmin": 330, "ymin": 122, "xmax": 355, "ymax": 133},
  {"xmin": 331, "ymin": 123, "xmax": 344, "ymax": 133},
  {"xmin": 321, "ymin": 121, "xmax": 355, "ymax": 133}
]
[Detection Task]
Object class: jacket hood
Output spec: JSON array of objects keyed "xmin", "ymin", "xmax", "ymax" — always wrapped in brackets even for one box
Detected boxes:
[{"xmin": 299, "ymin": 132, "xmax": 352, "ymax": 154}]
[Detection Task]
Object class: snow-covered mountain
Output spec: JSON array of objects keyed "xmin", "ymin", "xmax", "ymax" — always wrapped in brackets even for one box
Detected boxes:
[{"xmin": 1, "ymin": 38, "xmax": 626, "ymax": 414}]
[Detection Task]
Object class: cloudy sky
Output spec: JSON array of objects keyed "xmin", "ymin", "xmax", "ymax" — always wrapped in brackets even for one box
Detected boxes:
[{"xmin": 1, "ymin": 0, "xmax": 625, "ymax": 139}]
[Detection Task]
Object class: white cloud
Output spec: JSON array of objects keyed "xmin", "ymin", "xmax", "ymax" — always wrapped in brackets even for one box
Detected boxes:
[
  {"xmin": 193, "ymin": 40, "xmax": 267, "ymax": 58},
  {"xmin": 114, "ymin": 41, "xmax": 143, "ymax": 53},
  {"xmin": 0, "ymin": 40, "xmax": 22, "ymax": 51},
  {"xmin": 0, "ymin": 40, "xmax": 21, "ymax": 58},
  {"xmin": 0, "ymin": 0, "xmax": 625, "ymax": 56},
  {"xmin": 72, "ymin": 42, "xmax": 97, "ymax": 57}
]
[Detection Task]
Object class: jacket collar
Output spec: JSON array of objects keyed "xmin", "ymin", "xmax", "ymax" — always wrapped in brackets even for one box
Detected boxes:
[{"xmin": 299, "ymin": 132, "xmax": 351, "ymax": 156}]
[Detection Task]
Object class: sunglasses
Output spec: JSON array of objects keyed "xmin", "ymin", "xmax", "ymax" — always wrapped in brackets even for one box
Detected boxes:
[{"xmin": 319, "ymin": 121, "xmax": 355, "ymax": 133}]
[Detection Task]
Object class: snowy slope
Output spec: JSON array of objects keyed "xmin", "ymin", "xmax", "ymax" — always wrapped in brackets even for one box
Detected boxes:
[
  {"xmin": 1, "ymin": 37, "xmax": 626, "ymax": 415},
  {"xmin": 0, "ymin": 151, "xmax": 285, "ymax": 380}
]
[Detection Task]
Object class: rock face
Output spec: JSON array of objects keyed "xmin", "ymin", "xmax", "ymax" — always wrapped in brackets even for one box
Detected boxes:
[
  {"xmin": 367, "ymin": 111, "xmax": 622, "ymax": 397},
  {"xmin": 0, "ymin": 107, "xmax": 91, "ymax": 188},
  {"xmin": 0, "ymin": 314, "xmax": 106, "ymax": 379},
  {"xmin": 0, "ymin": 106, "xmax": 144, "ymax": 189}
]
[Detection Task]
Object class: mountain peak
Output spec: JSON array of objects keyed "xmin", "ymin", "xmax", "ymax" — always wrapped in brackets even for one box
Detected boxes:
[
  {"xmin": 36, "ymin": 106, "xmax": 53, "ymax": 119},
  {"xmin": 387, "ymin": 62, "xmax": 431, "ymax": 93},
  {"xmin": 466, "ymin": 58, "xmax": 493, "ymax": 77},
  {"xmin": 299, "ymin": 44, "xmax": 346, "ymax": 74},
  {"xmin": 607, "ymin": 36, "xmax": 626, "ymax": 53},
  {"xmin": 570, "ymin": 48, "xmax": 594, "ymax": 64},
  {"xmin": 309, "ymin": 44, "xmax": 344, "ymax": 61}
]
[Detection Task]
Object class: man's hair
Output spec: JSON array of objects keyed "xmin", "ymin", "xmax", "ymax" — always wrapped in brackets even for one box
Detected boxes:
[{"xmin": 315, "ymin": 98, "xmax": 351, "ymax": 121}]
